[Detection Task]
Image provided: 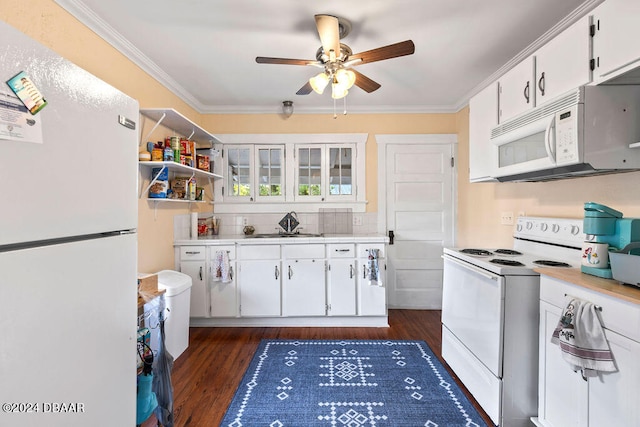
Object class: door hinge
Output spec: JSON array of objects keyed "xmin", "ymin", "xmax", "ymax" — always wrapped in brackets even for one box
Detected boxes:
[
  {"xmin": 222, "ymin": 186, "xmax": 225, "ymax": 196},
  {"xmin": 590, "ymin": 58, "xmax": 596, "ymax": 71},
  {"xmin": 589, "ymin": 23, "xmax": 596, "ymax": 37},
  {"xmin": 451, "ymin": 157, "xmax": 455, "ymax": 167}
]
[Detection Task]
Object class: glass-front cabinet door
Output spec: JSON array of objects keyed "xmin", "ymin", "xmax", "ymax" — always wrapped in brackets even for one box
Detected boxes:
[
  {"xmin": 225, "ymin": 145, "xmax": 253, "ymax": 200},
  {"xmin": 255, "ymin": 145, "xmax": 285, "ymax": 202},
  {"xmin": 296, "ymin": 146, "xmax": 324, "ymax": 201}
]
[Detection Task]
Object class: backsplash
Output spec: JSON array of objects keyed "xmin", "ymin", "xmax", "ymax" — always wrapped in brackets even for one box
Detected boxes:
[{"xmin": 173, "ymin": 211, "xmax": 378, "ymax": 240}]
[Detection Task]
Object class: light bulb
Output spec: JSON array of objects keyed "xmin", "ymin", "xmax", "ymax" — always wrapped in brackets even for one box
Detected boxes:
[
  {"xmin": 309, "ymin": 72, "xmax": 330, "ymax": 94},
  {"xmin": 335, "ymin": 69, "xmax": 356, "ymax": 89},
  {"xmin": 331, "ymin": 82, "xmax": 349, "ymax": 99}
]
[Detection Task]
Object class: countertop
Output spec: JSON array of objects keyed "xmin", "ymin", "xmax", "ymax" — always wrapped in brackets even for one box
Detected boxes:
[
  {"xmin": 174, "ymin": 233, "xmax": 389, "ymax": 246},
  {"xmin": 535, "ymin": 267, "xmax": 640, "ymax": 305}
]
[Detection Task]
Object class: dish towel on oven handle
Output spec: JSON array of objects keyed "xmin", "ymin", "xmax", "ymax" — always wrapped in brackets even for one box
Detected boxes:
[
  {"xmin": 211, "ymin": 250, "xmax": 231, "ymax": 283},
  {"xmin": 367, "ymin": 249, "xmax": 383, "ymax": 287},
  {"xmin": 551, "ymin": 297, "xmax": 617, "ymax": 379}
]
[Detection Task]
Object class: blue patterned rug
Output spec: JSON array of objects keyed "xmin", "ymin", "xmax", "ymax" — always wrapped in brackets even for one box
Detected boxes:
[{"xmin": 221, "ymin": 340, "xmax": 489, "ymax": 426}]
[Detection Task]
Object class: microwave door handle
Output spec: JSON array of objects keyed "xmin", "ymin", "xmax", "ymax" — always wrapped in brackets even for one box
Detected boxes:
[{"xmin": 545, "ymin": 116, "xmax": 556, "ymax": 163}]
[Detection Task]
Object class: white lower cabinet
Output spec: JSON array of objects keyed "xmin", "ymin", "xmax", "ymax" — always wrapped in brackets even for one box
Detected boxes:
[
  {"xmin": 209, "ymin": 245, "xmax": 237, "ymax": 317},
  {"xmin": 535, "ymin": 275, "xmax": 640, "ymax": 427},
  {"xmin": 327, "ymin": 244, "xmax": 357, "ymax": 316},
  {"xmin": 238, "ymin": 245, "xmax": 281, "ymax": 317},
  {"xmin": 357, "ymin": 244, "xmax": 386, "ymax": 316},
  {"xmin": 176, "ymin": 238, "xmax": 388, "ymax": 325},
  {"xmin": 283, "ymin": 244, "xmax": 326, "ymax": 316},
  {"xmin": 178, "ymin": 246, "xmax": 209, "ymax": 318}
]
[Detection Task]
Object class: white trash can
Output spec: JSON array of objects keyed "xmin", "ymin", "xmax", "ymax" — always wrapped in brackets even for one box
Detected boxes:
[{"xmin": 156, "ymin": 270, "xmax": 192, "ymax": 360}]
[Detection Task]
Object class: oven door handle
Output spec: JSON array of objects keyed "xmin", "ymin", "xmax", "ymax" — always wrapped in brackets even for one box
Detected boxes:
[{"xmin": 442, "ymin": 255, "xmax": 499, "ymax": 281}]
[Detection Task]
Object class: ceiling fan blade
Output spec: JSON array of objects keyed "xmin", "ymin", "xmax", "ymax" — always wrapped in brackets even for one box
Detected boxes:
[
  {"xmin": 349, "ymin": 40, "xmax": 415, "ymax": 65},
  {"xmin": 256, "ymin": 57, "xmax": 317, "ymax": 66},
  {"xmin": 315, "ymin": 14, "xmax": 340, "ymax": 60},
  {"xmin": 352, "ymin": 70, "xmax": 381, "ymax": 93},
  {"xmin": 296, "ymin": 81, "xmax": 313, "ymax": 95}
]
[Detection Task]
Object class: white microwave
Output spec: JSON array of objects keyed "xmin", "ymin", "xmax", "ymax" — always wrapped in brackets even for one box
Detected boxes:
[{"xmin": 490, "ymin": 85, "xmax": 640, "ymax": 182}]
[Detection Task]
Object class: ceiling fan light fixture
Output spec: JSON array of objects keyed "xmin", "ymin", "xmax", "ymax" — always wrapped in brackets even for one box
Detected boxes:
[
  {"xmin": 309, "ymin": 72, "xmax": 330, "ymax": 94},
  {"xmin": 331, "ymin": 82, "xmax": 349, "ymax": 99},
  {"xmin": 335, "ymin": 68, "xmax": 356, "ymax": 89}
]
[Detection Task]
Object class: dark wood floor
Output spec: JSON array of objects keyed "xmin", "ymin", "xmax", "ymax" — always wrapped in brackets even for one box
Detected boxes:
[{"xmin": 170, "ymin": 310, "xmax": 493, "ymax": 426}]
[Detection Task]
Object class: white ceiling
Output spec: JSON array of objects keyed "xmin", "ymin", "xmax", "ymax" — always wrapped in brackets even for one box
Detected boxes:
[{"xmin": 56, "ymin": 0, "xmax": 599, "ymax": 114}]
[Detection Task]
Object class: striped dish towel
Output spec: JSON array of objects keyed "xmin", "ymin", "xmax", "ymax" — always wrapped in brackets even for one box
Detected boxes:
[{"xmin": 551, "ymin": 298, "xmax": 617, "ymax": 378}]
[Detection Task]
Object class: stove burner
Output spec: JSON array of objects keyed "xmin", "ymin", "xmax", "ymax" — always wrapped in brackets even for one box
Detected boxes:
[
  {"xmin": 460, "ymin": 249, "xmax": 493, "ymax": 256},
  {"xmin": 533, "ymin": 260, "xmax": 571, "ymax": 267},
  {"xmin": 494, "ymin": 249, "xmax": 523, "ymax": 256},
  {"xmin": 490, "ymin": 258, "xmax": 525, "ymax": 266}
]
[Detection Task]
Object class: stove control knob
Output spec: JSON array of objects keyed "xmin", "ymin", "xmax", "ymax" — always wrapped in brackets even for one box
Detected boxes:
[
  {"xmin": 526, "ymin": 221, "xmax": 533, "ymax": 230},
  {"xmin": 570, "ymin": 225, "xmax": 580, "ymax": 235},
  {"xmin": 516, "ymin": 223, "xmax": 523, "ymax": 232},
  {"xmin": 541, "ymin": 223, "xmax": 548, "ymax": 232},
  {"xmin": 551, "ymin": 223, "xmax": 560, "ymax": 233}
]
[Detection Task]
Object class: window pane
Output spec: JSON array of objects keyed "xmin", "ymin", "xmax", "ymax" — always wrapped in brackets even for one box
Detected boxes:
[
  {"xmin": 297, "ymin": 147, "xmax": 322, "ymax": 196},
  {"xmin": 257, "ymin": 147, "xmax": 283, "ymax": 197},
  {"xmin": 328, "ymin": 147, "xmax": 352, "ymax": 195},
  {"xmin": 228, "ymin": 147, "xmax": 251, "ymax": 197}
]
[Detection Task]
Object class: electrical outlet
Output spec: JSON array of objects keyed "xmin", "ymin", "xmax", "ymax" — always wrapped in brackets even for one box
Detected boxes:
[
  {"xmin": 243, "ymin": 217, "xmax": 249, "ymax": 226},
  {"xmin": 236, "ymin": 216, "xmax": 244, "ymax": 226},
  {"xmin": 353, "ymin": 215, "xmax": 363, "ymax": 226},
  {"xmin": 500, "ymin": 211, "xmax": 514, "ymax": 225}
]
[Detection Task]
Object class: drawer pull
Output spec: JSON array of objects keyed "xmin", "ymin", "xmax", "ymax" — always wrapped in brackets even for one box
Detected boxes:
[
  {"xmin": 335, "ymin": 249, "xmax": 351, "ymax": 252},
  {"xmin": 185, "ymin": 251, "xmax": 201, "ymax": 255}
]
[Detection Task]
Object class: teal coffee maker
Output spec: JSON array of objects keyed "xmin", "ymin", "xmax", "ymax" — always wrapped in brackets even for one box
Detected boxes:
[{"xmin": 582, "ymin": 202, "xmax": 640, "ymax": 278}]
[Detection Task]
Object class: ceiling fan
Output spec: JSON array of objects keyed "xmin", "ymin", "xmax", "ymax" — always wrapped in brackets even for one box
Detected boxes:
[{"xmin": 255, "ymin": 14, "xmax": 415, "ymax": 99}]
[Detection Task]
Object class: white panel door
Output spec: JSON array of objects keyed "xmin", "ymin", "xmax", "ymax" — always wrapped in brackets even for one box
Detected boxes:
[
  {"xmin": 0, "ymin": 234, "xmax": 137, "ymax": 426},
  {"xmin": 380, "ymin": 137, "xmax": 455, "ymax": 309}
]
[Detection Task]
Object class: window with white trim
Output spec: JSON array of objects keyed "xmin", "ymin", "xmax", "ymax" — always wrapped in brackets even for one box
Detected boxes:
[{"xmin": 215, "ymin": 134, "xmax": 367, "ymax": 213}]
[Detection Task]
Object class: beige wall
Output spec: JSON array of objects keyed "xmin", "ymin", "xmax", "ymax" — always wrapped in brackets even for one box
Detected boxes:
[{"xmin": 5, "ymin": 0, "xmax": 640, "ymax": 273}]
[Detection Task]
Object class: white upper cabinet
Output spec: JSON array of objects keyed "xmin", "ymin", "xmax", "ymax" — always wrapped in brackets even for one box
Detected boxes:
[
  {"xmin": 592, "ymin": 0, "xmax": 640, "ymax": 83},
  {"xmin": 535, "ymin": 15, "xmax": 592, "ymax": 104},
  {"xmin": 468, "ymin": 82, "xmax": 498, "ymax": 182},
  {"xmin": 497, "ymin": 14, "xmax": 593, "ymax": 124},
  {"xmin": 498, "ymin": 55, "xmax": 535, "ymax": 123}
]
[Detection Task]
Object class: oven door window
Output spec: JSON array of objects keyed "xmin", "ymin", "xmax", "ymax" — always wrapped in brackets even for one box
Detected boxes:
[
  {"xmin": 498, "ymin": 130, "xmax": 547, "ymax": 168},
  {"xmin": 442, "ymin": 257, "xmax": 505, "ymax": 377}
]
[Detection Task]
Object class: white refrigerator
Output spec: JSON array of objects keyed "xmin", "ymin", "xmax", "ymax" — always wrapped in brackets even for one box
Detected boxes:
[{"xmin": 0, "ymin": 21, "xmax": 139, "ymax": 426}]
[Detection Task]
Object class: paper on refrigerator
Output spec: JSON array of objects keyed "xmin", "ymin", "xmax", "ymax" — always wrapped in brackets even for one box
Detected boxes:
[{"xmin": 0, "ymin": 88, "xmax": 43, "ymax": 144}]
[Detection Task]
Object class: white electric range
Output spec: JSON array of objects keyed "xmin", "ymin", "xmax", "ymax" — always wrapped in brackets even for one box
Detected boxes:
[{"xmin": 441, "ymin": 217, "xmax": 584, "ymax": 427}]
